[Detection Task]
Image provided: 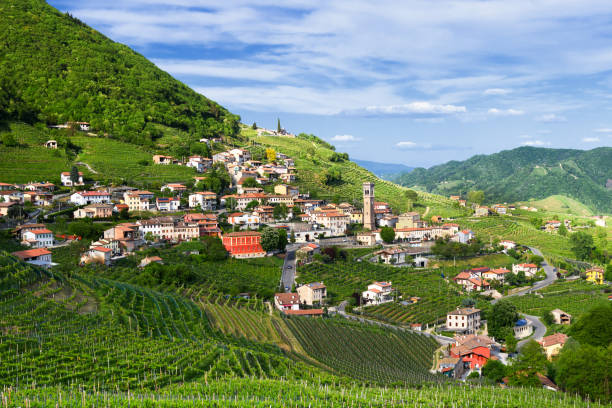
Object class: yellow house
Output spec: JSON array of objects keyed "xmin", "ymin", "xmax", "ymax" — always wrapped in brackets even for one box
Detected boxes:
[
  {"xmin": 538, "ymin": 333, "xmax": 568, "ymax": 360},
  {"xmin": 585, "ymin": 267, "xmax": 604, "ymax": 285}
]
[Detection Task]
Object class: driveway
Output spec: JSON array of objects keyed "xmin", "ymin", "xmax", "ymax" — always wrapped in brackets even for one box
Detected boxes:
[{"xmin": 517, "ymin": 313, "xmax": 546, "ymax": 350}]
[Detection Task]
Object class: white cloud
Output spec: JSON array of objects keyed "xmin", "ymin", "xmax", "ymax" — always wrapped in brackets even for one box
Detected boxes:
[
  {"xmin": 396, "ymin": 141, "xmax": 418, "ymax": 149},
  {"xmin": 484, "ymin": 88, "xmax": 512, "ymax": 95},
  {"xmin": 331, "ymin": 134, "xmax": 360, "ymax": 142},
  {"xmin": 518, "ymin": 134, "xmax": 531, "ymax": 139},
  {"xmin": 521, "ymin": 140, "xmax": 550, "ymax": 146},
  {"xmin": 582, "ymin": 137, "xmax": 600, "ymax": 142},
  {"xmin": 593, "ymin": 128, "xmax": 612, "ymax": 133},
  {"xmin": 348, "ymin": 102, "xmax": 466, "ymax": 116},
  {"xmin": 488, "ymin": 108, "xmax": 524, "ymax": 116},
  {"xmin": 535, "ymin": 114, "xmax": 567, "ymax": 123}
]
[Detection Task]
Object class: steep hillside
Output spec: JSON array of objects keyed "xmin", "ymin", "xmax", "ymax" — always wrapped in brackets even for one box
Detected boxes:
[
  {"xmin": 393, "ymin": 146, "xmax": 612, "ymax": 213},
  {"xmin": 0, "ymin": 0, "xmax": 239, "ymax": 145},
  {"xmin": 241, "ymin": 128, "xmax": 467, "ymax": 218}
]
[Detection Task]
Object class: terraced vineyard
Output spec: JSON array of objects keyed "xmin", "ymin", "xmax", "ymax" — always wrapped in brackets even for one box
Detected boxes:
[
  {"xmin": 284, "ymin": 317, "xmax": 441, "ymax": 385},
  {"xmin": 297, "ymin": 260, "xmax": 463, "ymax": 324},
  {"xmin": 462, "ymin": 216, "xmax": 573, "ymax": 258},
  {"xmin": 507, "ymin": 279, "xmax": 610, "ymax": 319},
  {"xmin": 2, "ymin": 378, "xmax": 605, "ymax": 408},
  {"xmin": 200, "ymin": 294, "xmax": 284, "ymax": 345},
  {"xmin": 0, "ymin": 252, "xmax": 319, "ymax": 390}
]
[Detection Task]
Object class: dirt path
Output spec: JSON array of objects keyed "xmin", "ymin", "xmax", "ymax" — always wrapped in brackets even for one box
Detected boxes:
[
  {"xmin": 75, "ymin": 161, "xmax": 98, "ymax": 174},
  {"xmin": 423, "ymin": 206, "xmax": 430, "ymax": 217}
]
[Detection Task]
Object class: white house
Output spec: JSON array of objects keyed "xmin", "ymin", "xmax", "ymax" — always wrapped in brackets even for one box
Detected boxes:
[
  {"xmin": 455, "ymin": 229, "xmax": 475, "ymax": 244},
  {"xmin": 156, "ymin": 197, "xmax": 180, "ymax": 212},
  {"xmin": 60, "ymin": 171, "xmax": 84, "ymax": 186},
  {"xmin": 446, "ymin": 308, "xmax": 481, "ymax": 333},
  {"xmin": 12, "ymin": 248, "xmax": 52, "ymax": 268},
  {"xmin": 512, "ymin": 263, "xmax": 538, "ymax": 278},
  {"xmin": 80, "ymin": 246, "xmax": 112, "ymax": 266},
  {"xmin": 188, "ymin": 192, "xmax": 217, "ymax": 210},
  {"xmin": 70, "ymin": 191, "xmax": 111, "ymax": 206},
  {"xmin": 161, "ymin": 184, "xmax": 187, "ymax": 194},
  {"xmin": 229, "ymin": 148, "xmax": 251, "ymax": 163},
  {"xmin": 186, "ymin": 156, "xmax": 212, "ymax": 173},
  {"xmin": 21, "ymin": 228, "xmax": 54, "ymax": 248},
  {"xmin": 274, "ymin": 293, "xmax": 300, "ymax": 311},
  {"xmin": 375, "ymin": 247, "xmax": 410, "ymax": 264},
  {"xmin": 500, "ymin": 240, "xmax": 517, "ymax": 251},
  {"xmin": 362, "ymin": 282, "xmax": 394, "ymax": 306},
  {"xmin": 227, "ymin": 212, "xmax": 260, "ymax": 228}
]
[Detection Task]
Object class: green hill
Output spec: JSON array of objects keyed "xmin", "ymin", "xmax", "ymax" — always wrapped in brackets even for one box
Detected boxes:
[
  {"xmin": 0, "ymin": 0, "xmax": 239, "ymax": 145},
  {"xmin": 393, "ymin": 146, "xmax": 612, "ymax": 213}
]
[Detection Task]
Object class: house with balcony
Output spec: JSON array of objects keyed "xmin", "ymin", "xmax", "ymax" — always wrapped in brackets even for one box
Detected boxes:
[{"xmin": 362, "ymin": 281, "xmax": 394, "ymax": 306}]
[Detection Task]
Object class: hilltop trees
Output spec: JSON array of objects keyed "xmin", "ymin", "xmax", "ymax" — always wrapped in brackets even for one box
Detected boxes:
[
  {"xmin": 467, "ymin": 190, "xmax": 485, "ymax": 205},
  {"xmin": 569, "ymin": 232, "xmax": 595, "ymax": 261}
]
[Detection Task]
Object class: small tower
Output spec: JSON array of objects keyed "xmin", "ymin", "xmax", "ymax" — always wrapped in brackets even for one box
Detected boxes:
[{"xmin": 363, "ymin": 182, "xmax": 375, "ymax": 230}]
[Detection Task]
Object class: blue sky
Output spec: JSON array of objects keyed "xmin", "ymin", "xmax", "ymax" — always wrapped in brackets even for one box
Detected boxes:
[{"xmin": 49, "ymin": 0, "xmax": 612, "ymax": 167}]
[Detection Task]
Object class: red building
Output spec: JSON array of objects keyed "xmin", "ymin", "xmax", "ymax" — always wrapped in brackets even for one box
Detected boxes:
[
  {"xmin": 222, "ymin": 231, "xmax": 266, "ymax": 258},
  {"xmin": 450, "ymin": 334, "xmax": 495, "ymax": 369}
]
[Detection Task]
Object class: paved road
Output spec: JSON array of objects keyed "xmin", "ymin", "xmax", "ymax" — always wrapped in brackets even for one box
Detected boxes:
[
  {"xmin": 280, "ymin": 244, "xmax": 299, "ymax": 292},
  {"xmin": 492, "ymin": 246, "xmax": 557, "ymax": 305},
  {"xmin": 517, "ymin": 313, "xmax": 546, "ymax": 350}
]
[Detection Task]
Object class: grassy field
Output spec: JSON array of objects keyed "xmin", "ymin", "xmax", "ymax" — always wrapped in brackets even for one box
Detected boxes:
[
  {"xmin": 432, "ymin": 253, "xmax": 516, "ymax": 269},
  {"xmin": 524, "ymin": 195, "xmax": 595, "ymax": 217}
]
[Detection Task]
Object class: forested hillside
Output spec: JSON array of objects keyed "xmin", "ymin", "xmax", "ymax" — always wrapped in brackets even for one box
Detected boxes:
[
  {"xmin": 393, "ymin": 146, "xmax": 612, "ymax": 213},
  {"xmin": 0, "ymin": 0, "xmax": 239, "ymax": 145}
]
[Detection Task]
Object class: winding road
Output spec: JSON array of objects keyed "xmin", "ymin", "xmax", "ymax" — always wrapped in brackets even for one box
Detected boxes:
[{"xmin": 492, "ymin": 246, "xmax": 558, "ymax": 348}]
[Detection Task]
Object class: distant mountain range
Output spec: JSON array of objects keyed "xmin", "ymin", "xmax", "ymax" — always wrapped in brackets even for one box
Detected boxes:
[
  {"xmin": 392, "ymin": 146, "xmax": 612, "ymax": 213},
  {"xmin": 353, "ymin": 159, "xmax": 414, "ymax": 180}
]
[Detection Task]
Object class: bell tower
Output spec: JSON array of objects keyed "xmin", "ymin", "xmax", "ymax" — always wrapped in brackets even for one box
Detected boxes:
[{"xmin": 363, "ymin": 182, "xmax": 375, "ymax": 230}]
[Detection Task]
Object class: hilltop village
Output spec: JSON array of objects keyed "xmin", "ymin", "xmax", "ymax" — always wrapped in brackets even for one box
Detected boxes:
[{"xmin": 2, "ymin": 135, "xmax": 610, "ymax": 390}]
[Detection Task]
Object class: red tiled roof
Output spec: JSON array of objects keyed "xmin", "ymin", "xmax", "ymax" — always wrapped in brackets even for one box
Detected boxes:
[
  {"xmin": 12, "ymin": 248, "xmax": 51, "ymax": 259},
  {"xmin": 539, "ymin": 333, "xmax": 568, "ymax": 348},
  {"xmin": 91, "ymin": 246, "xmax": 112, "ymax": 253},
  {"xmin": 275, "ymin": 293, "xmax": 300, "ymax": 304},
  {"xmin": 224, "ymin": 231, "xmax": 261, "ymax": 237},
  {"xmin": 27, "ymin": 229, "xmax": 52, "ymax": 234}
]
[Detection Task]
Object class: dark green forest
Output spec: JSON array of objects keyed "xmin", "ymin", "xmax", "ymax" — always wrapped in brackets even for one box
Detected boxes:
[
  {"xmin": 393, "ymin": 146, "xmax": 612, "ymax": 213},
  {"xmin": 0, "ymin": 0, "xmax": 240, "ymax": 145}
]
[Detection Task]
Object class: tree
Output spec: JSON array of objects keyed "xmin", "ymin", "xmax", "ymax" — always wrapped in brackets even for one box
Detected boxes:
[
  {"xmin": 569, "ymin": 302, "xmax": 612, "ymax": 347},
  {"xmin": 556, "ymin": 342, "xmax": 612, "ymax": 403},
  {"xmin": 558, "ymin": 221, "xmax": 567, "ymax": 236},
  {"xmin": 380, "ymin": 226, "xmax": 395, "ymax": 244},
  {"xmin": 482, "ymin": 359, "xmax": 506, "ymax": 383},
  {"xmin": 242, "ymin": 177, "xmax": 259, "ymax": 188},
  {"xmin": 277, "ymin": 228, "xmax": 288, "ymax": 252},
  {"xmin": 260, "ymin": 228, "xmax": 279, "ymax": 252},
  {"xmin": 323, "ymin": 166, "xmax": 342, "ymax": 185},
  {"xmin": 226, "ymin": 197, "xmax": 237, "ymax": 211},
  {"xmin": 606, "ymin": 263, "xmax": 612, "ymax": 282},
  {"xmin": 290, "ymin": 231, "xmax": 296, "ymax": 243},
  {"xmin": 265, "ymin": 148, "xmax": 276, "ymax": 162},
  {"xmin": 487, "ymin": 300, "xmax": 519, "ymax": 339},
  {"xmin": 467, "ymin": 190, "xmax": 485, "ymax": 205},
  {"xmin": 273, "ymin": 204, "xmax": 288, "ymax": 220},
  {"xmin": 69, "ymin": 165, "xmax": 80, "ymax": 185},
  {"xmin": 507, "ymin": 340, "xmax": 547, "ymax": 387},
  {"xmin": 6, "ymin": 204, "xmax": 22, "ymax": 219},
  {"xmin": 120, "ymin": 207, "xmax": 129, "ymax": 219},
  {"xmin": 1, "ymin": 133, "xmax": 17, "ymax": 147},
  {"xmin": 542, "ymin": 309, "xmax": 555, "ymax": 326},
  {"xmin": 277, "ymin": 118, "xmax": 281, "ymax": 133},
  {"xmin": 569, "ymin": 232, "xmax": 595, "ymax": 261},
  {"xmin": 404, "ymin": 189, "xmax": 418, "ymax": 202},
  {"xmin": 251, "ymin": 122, "xmax": 257, "ymax": 130},
  {"xmin": 245, "ymin": 200, "xmax": 259, "ymax": 211},
  {"xmin": 461, "ymin": 297, "xmax": 476, "ymax": 308},
  {"xmin": 503, "ymin": 327, "xmax": 518, "ymax": 353}
]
